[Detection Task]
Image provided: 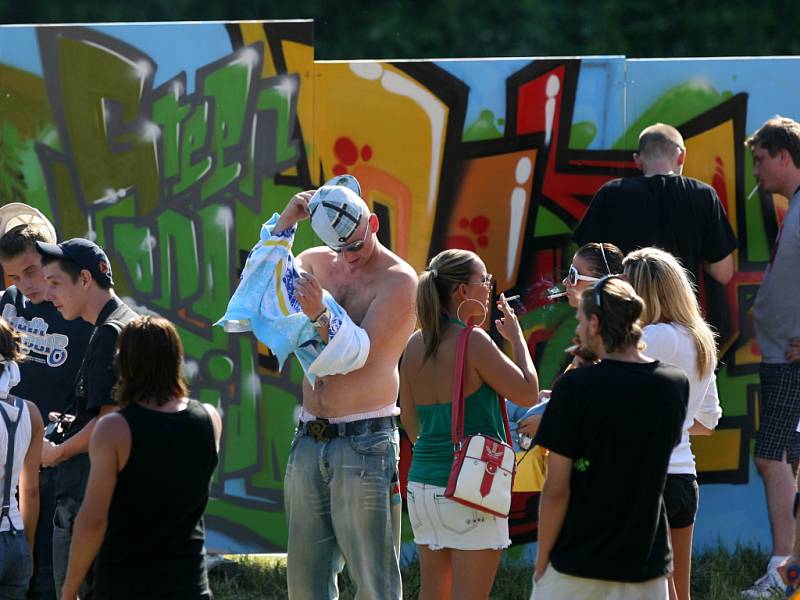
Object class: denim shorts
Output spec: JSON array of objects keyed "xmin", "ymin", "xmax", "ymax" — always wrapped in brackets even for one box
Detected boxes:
[
  {"xmin": 406, "ymin": 481, "xmax": 510, "ymax": 551},
  {"xmin": 663, "ymin": 474, "xmax": 699, "ymax": 529},
  {"xmin": 0, "ymin": 531, "xmax": 33, "ymax": 600}
]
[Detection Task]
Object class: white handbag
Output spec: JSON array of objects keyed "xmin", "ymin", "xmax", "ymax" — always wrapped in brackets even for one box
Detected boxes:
[{"xmin": 444, "ymin": 325, "xmax": 516, "ymax": 517}]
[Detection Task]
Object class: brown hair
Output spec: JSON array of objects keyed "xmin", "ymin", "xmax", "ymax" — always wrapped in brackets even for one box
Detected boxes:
[
  {"xmin": 0, "ymin": 224, "xmax": 50, "ymax": 263},
  {"xmin": 745, "ymin": 116, "xmax": 800, "ymax": 168},
  {"xmin": 115, "ymin": 316, "xmax": 188, "ymax": 407},
  {"xmin": 417, "ymin": 249, "xmax": 480, "ymax": 360},
  {"xmin": 637, "ymin": 123, "xmax": 685, "ymax": 160},
  {"xmin": 580, "ymin": 276, "xmax": 644, "ymax": 353},
  {"xmin": 0, "ymin": 318, "xmax": 24, "ymax": 378},
  {"xmin": 575, "ymin": 242, "xmax": 624, "ymax": 277}
]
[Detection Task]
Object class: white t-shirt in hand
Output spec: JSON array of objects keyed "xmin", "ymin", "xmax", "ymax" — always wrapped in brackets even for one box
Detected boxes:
[{"xmin": 642, "ymin": 323, "xmax": 722, "ymax": 474}]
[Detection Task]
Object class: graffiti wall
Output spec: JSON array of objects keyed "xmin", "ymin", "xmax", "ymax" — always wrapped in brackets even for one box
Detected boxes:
[{"xmin": 1, "ymin": 20, "xmax": 797, "ymax": 555}]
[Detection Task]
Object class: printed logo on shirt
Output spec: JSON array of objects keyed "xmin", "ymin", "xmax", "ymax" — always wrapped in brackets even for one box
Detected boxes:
[
  {"xmin": 574, "ymin": 457, "xmax": 590, "ymax": 472},
  {"xmin": 2, "ymin": 304, "xmax": 69, "ymax": 367}
]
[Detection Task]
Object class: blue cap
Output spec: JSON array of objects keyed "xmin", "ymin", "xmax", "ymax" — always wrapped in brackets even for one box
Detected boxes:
[{"xmin": 36, "ymin": 238, "xmax": 114, "ymax": 287}]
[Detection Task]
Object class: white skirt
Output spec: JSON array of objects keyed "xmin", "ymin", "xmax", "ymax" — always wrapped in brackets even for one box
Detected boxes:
[{"xmin": 406, "ymin": 481, "xmax": 511, "ymax": 551}]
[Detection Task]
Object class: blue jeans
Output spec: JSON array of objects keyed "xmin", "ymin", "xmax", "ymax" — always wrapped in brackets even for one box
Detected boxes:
[
  {"xmin": 284, "ymin": 424, "xmax": 402, "ymax": 600},
  {"xmin": 0, "ymin": 531, "xmax": 33, "ymax": 600}
]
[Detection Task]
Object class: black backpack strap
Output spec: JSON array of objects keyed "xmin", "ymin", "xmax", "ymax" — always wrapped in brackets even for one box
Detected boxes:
[{"xmin": 0, "ymin": 395, "xmax": 24, "ymax": 533}]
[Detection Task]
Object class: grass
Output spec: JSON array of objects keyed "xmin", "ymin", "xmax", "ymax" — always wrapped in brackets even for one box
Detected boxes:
[{"xmin": 210, "ymin": 546, "xmax": 787, "ymax": 599}]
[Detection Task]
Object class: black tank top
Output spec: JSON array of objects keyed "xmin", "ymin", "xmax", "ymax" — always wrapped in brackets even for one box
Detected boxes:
[{"xmin": 94, "ymin": 399, "xmax": 218, "ymax": 599}]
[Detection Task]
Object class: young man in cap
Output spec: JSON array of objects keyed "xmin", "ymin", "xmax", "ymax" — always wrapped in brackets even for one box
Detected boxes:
[
  {"xmin": 532, "ymin": 277, "xmax": 688, "ymax": 600},
  {"xmin": 0, "ymin": 204, "xmax": 93, "ymax": 600},
  {"xmin": 35, "ymin": 238, "xmax": 137, "ymax": 598},
  {"xmin": 273, "ymin": 176, "xmax": 417, "ymax": 600}
]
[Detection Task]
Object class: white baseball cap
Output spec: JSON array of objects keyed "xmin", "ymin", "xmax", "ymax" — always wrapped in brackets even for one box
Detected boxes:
[
  {"xmin": 0, "ymin": 203, "xmax": 57, "ymax": 244},
  {"xmin": 308, "ymin": 175, "xmax": 369, "ymax": 249}
]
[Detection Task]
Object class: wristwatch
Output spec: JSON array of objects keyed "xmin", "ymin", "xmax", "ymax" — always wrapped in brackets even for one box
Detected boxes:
[{"xmin": 311, "ymin": 308, "xmax": 331, "ymax": 329}]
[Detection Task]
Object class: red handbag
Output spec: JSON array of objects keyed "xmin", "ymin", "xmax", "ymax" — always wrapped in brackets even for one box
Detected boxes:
[{"xmin": 444, "ymin": 325, "xmax": 516, "ymax": 518}]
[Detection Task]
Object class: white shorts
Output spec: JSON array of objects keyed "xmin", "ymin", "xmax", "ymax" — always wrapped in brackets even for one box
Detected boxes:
[
  {"xmin": 530, "ymin": 565, "xmax": 668, "ymax": 600},
  {"xmin": 406, "ymin": 481, "xmax": 511, "ymax": 551}
]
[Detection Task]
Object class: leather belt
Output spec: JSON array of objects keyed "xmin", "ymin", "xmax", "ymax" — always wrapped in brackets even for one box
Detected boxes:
[{"xmin": 298, "ymin": 416, "xmax": 396, "ymax": 442}]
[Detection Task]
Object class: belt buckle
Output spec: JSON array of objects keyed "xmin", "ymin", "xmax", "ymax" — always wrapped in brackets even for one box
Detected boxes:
[{"xmin": 307, "ymin": 418, "xmax": 330, "ymax": 442}]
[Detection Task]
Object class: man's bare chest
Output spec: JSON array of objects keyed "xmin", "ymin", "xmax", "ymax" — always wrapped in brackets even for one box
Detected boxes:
[{"xmin": 322, "ymin": 277, "xmax": 376, "ymax": 324}]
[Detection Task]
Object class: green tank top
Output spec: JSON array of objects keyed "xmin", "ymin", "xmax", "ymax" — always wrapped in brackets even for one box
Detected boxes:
[{"xmin": 408, "ymin": 384, "xmax": 507, "ymax": 487}]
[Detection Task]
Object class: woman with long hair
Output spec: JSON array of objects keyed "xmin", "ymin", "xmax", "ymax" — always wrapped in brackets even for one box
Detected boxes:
[
  {"xmin": 516, "ymin": 242, "xmax": 625, "ymax": 440},
  {"xmin": 61, "ymin": 317, "xmax": 222, "ymax": 600},
  {"xmin": 623, "ymin": 247, "xmax": 722, "ymax": 600},
  {"xmin": 0, "ymin": 318, "xmax": 43, "ymax": 600},
  {"xmin": 399, "ymin": 249, "xmax": 540, "ymax": 600}
]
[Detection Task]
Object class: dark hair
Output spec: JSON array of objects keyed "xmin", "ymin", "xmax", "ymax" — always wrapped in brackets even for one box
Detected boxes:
[
  {"xmin": 0, "ymin": 318, "xmax": 24, "ymax": 378},
  {"xmin": 574, "ymin": 242, "xmax": 624, "ymax": 277},
  {"xmin": 0, "ymin": 224, "xmax": 50, "ymax": 263},
  {"xmin": 115, "ymin": 316, "xmax": 188, "ymax": 407},
  {"xmin": 745, "ymin": 116, "xmax": 800, "ymax": 168},
  {"xmin": 39, "ymin": 254, "xmax": 112, "ymax": 290},
  {"xmin": 580, "ymin": 277, "xmax": 644, "ymax": 353},
  {"xmin": 417, "ymin": 249, "xmax": 480, "ymax": 360}
]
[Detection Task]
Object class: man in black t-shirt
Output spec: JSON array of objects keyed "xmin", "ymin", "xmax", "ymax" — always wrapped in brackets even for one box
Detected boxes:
[
  {"xmin": 573, "ymin": 123, "xmax": 738, "ymax": 286},
  {"xmin": 531, "ymin": 276, "xmax": 688, "ymax": 600},
  {"xmin": 34, "ymin": 238, "xmax": 137, "ymax": 599},
  {"xmin": 0, "ymin": 204, "xmax": 93, "ymax": 600}
]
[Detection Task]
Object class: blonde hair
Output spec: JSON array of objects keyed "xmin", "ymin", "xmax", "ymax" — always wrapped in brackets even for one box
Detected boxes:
[
  {"xmin": 623, "ymin": 247, "xmax": 717, "ymax": 378},
  {"xmin": 417, "ymin": 249, "xmax": 480, "ymax": 360}
]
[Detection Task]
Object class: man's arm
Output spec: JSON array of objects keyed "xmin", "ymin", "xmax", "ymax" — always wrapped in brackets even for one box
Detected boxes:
[
  {"xmin": 398, "ymin": 341, "xmax": 420, "ymax": 443},
  {"xmin": 41, "ymin": 404, "xmax": 119, "ymax": 467},
  {"xmin": 703, "ymin": 254, "xmax": 734, "ymax": 285},
  {"xmin": 535, "ymin": 451, "xmax": 573, "ymax": 580},
  {"xmin": 20, "ymin": 401, "xmax": 44, "ymax": 553},
  {"xmin": 61, "ymin": 414, "xmax": 128, "ymax": 600},
  {"xmin": 358, "ymin": 271, "xmax": 418, "ymax": 366}
]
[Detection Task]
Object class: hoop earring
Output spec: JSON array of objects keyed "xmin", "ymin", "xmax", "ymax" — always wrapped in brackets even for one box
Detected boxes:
[{"xmin": 457, "ymin": 298, "xmax": 487, "ymax": 328}]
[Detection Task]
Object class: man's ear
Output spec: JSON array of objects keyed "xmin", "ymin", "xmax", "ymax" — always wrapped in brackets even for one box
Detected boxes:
[
  {"xmin": 633, "ymin": 152, "xmax": 644, "ymax": 171},
  {"xmin": 676, "ymin": 147, "xmax": 686, "ymax": 166},
  {"xmin": 80, "ymin": 269, "xmax": 93, "ymax": 287},
  {"xmin": 589, "ymin": 313, "xmax": 601, "ymax": 337},
  {"xmin": 369, "ymin": 213, "xmax": 379, "ymax": 234}
]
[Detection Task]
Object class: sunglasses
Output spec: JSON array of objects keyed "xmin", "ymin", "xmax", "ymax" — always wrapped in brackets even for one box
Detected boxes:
[
  {"xmin": 468, "ymin": 273, "xmax": 494, "ymax": 288},
  {"xmin": 332, "ymin": 220, "xmax": 370, "ymax": 253},
  {"xmin": 566, "ymin": 264, "xmax": 601, "ymax": 287}
]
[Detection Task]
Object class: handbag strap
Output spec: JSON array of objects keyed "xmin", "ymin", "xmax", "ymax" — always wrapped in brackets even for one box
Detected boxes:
[
  {"xmin": 449, "ymin": 325, "xmax": 514, "ymax": 447},
  {"xmin": 450, "ymin": 325, "xmax": 472, "ymax": 445}
]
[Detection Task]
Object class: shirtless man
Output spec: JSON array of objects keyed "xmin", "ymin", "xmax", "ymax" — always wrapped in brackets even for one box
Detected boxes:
[{"xmin": 273, "ymin": 181, "xmax": 417, "ymax": 600}]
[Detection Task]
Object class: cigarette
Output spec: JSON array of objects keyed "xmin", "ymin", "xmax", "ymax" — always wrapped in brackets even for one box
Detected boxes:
[
  {"xmin": 747, "ymin": 184, "xmax": 759, "ymax": 200},
  {"xmin": 547, "ymin": 291, "xmax": 567, "ymax": 299},
  {"xmin": 504, "ymin": 294, "xmax": 521, "ymax": 302}
]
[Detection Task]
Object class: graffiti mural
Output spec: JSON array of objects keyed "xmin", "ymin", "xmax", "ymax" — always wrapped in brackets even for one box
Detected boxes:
[{"xmin": 1, "ymin": 20, "xmax": 799, "ymax": 554}]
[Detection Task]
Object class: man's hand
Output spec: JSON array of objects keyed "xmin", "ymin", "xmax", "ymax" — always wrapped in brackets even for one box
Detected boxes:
[
  {"xmin": 274, "ymin": 190, "xmax": 315, "ymax": 234},
  {"xmin": 295, "ymin": 272, "xmax": 325, "ymax": 321},
  {"xmin": 786, "ymin": 338, "xmax": 800, "ymax": 364},
  {"xmin": 41, "ymin": 439, "xmax": 64, "ymax": 467}
]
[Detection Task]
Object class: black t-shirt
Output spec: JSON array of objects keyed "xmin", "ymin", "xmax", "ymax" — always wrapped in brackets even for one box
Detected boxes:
[
  {"xmin": 0, "ymin": 286, "xmax": 93, "ymax": 418},
  {"xmin": 573, "ymin": 175, "xmax": 738, "ymax": 283},
  {"xmin": 71, "ymin": 297, "xmax": 139, "ymax": 434},
  {"xmin": 56, "ymin": 297, "xmax": 138, "ymax": 504},
  {"xmin": 534, "ymin": 359, "xmax": 688, "ymax": 582}
]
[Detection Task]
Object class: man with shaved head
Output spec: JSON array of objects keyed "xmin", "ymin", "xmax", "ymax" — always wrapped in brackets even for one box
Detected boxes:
[{"xmin": 574, "ymin": 123, "xmax": 738, "ymax": 287}]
